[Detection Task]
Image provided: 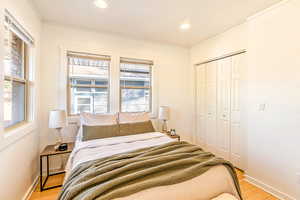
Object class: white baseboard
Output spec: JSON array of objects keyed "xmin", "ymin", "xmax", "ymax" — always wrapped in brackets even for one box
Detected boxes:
[
  {"xmin": 22, "ymin": 175, "xmax": 39, "ymax": 200},
  {"xmin": 244, "ymin": 174, "xmax": 296, "ymax": 200}
]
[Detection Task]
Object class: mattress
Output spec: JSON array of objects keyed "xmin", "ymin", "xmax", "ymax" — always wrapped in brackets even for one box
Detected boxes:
[{"xmin": 65, "ymin": 132, "xmax": 241, "ymax": 200}]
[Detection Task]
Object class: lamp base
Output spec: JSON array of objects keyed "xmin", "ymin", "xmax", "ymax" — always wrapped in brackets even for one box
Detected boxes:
[
  {"xmin": 54, "ymin": 128, "xmax": 63, "ymax": 151},
  {"xmin": 53, "ymin": 128, "xmax": 65, "ymax": 170},
  {"xmin": 162, "ymin": 120, "xmax": 168, "ymax": 133}
]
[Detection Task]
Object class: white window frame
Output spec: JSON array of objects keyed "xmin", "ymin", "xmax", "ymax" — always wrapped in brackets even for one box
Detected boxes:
[
  {"xmin": 3, "ymin": 10, "xmax": 35, "ymax": 130},
  {"xmin": 3, "ymin": 29, "xmax": 28, "ymax": 130},
  {"xmin": 66, "ymin": 51, "xmax": 111, "ymax": 116},
  {"xmin": 119, "ymin": 57, "xmax": 153, "ymax": 113},
  {"xmin": 60, "ymin": 48, "xmax": 158, "ymax": 124},
  {"xmin": 0, "ymin": 9, "xmax": 36, "ymax": 149}
]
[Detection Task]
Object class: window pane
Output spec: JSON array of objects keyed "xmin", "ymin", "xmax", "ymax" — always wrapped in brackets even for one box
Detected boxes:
[
  {"xmin": 4, "ymin": 81, "xmax": 25, "ymax": 128},
  {"xmin": 4, "ymin": 27, "xmax": 24, "ymax": 79},
  {"xmin": 94, "ymin": 91, "xmax": 108, "ymax": 114},
  {"xmin": 77, "ymin": 105, "xmax": 91, "ymax": 113},
  {"xmin": 120, "ymin": 61, "xmax": 152, "ymax": 112},
  {"xmin": 120, "ymin": 63, "xmax": 151, "ymax": 87},
  {"xmin": 68, "ymin": 53, "xmax": 110, "ymax": 114},
  {"xmin": 95, "ymin": 80, "xmax": 108, "ymax": 86},
  {"xmin": 71, "ymin": 88, "xmax": 92, "ymax": 114},
  {"xmin": 76, "ymin": 87, "xmax": 91, "ymax": 92},
  {"xmin": 77, "ymin": 98, "xmax": 91, "ymax": 104},
  {"xmin": 70, "ymin": 87, "xmax": 108, "ymax": 114},
  {"xmin": 72, "ymin": 79, "xmax": 92, "ymax": 85},
  {"xmin": 120, "ymin": 80, "xmax": 150, "ymax": 87},
  {"xmin": 121, "ymin": 88, "xmax": 150, "ymax": 112}
]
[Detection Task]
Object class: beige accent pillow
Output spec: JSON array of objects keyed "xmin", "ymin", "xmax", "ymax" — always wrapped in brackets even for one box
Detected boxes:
[
  {"xmin": 118, "ymin": 112, "xmax": 150, "ymax": 124},
  {"xmin": 118, "ymin": 120, "xmax": 155, "ymax": 136},
  {"xmin": 82, "ymin": 124, "xmax": 119, "ymax": 141},
  {"xmin": 80, "ymin": 113, "xmax": 118, "ymax": 126}
]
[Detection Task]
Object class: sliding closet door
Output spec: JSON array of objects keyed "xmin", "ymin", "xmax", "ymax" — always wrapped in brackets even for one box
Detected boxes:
[
  {"xmin": 216, "ymin": 57, "xmax": 232, "ymax": 160},
  {"xmin": 230, "ymin": 53, "xmax": 245, "ymax": 169},
  {"xmin": 195, "ymin": 51, "xmax": 245, "ymax": 169},
  {"xmin": 205, "ymin": 62, "xmax": 217, "ymax": 154},
  {"xmin": 195, "ymin": 65, "xmax": 206, "ymax": 146}
]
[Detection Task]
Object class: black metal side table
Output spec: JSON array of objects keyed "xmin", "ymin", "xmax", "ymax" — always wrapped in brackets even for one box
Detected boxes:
[{"xmin": 39, "ymin": 142, "xmax": 74, "ymax": 191}]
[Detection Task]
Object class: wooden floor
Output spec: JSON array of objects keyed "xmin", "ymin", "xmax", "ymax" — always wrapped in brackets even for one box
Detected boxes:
[
  {"xmin": 235, "ymin": 170, "xmax": 279, "ymax": 200},
  {"xmin": 29, "ymin": 170, "xmax": 279, "ymax": 200}
]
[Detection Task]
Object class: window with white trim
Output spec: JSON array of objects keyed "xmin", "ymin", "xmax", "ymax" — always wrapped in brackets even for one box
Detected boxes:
[
  {"xmin": 3, "ymin": 11, "xmax": 34, "ymax": 129},
  {"xmin": 119, "ymin": 57, "xmax": 153, "ymax": 113},
  {"xmin": 67, "ymin": 52, "xmax": 110, "ymax": 115}
]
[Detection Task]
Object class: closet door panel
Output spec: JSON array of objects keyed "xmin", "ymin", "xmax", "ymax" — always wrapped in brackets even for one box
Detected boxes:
[
  {"xmin": 195, "ymin": 65, "xmax": 206, "ymax": 146},
  {"xmin": 230, "ymin": 53, "xmax": 245, "ymax": 169},
  {"xmin": 217, "ymin": 57, "xmax": 232, "ymax": 160},
  {"xmin": 217, "ymin": 119, "xmax": 230, "ymax": 159},
  {"xmin": 205, "ymin": 62, "xmax": 217, "ymax": 154}
]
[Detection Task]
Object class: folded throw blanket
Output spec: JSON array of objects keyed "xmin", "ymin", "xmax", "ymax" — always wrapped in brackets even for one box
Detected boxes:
[{"xmin": 58, "ymin": 141, "xmax": 242, "ymax": 200}]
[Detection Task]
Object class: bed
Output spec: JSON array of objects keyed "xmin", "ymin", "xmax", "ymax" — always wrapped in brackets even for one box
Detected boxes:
[{"xmin": 60, "ymin": 113, "xmax": 242, "ymax": 200}]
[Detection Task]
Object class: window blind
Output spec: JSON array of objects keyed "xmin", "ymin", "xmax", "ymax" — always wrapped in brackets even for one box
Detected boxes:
[
  {"xmin": 120, "ymin": 57, "xmax": 154, "ymax": 65},
  {"xmin": 4, "ymin": 9, "xmax": 34, "ymax": 46},
  {"xmin": 119, "ymin": 57, "xmax": 153, "ymax": 113},
  {"xmin": 67, "ymin": 51, "xmax": 111, "ymax": 62},
  {"xmin": 67, "ymin": 51, "xmax": 111, "ymax": 115}
]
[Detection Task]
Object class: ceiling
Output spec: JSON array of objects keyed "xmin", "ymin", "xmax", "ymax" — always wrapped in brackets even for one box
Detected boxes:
[{"xmin": 32, "ymin": 0, "xmax": 282, "ymax": 47}]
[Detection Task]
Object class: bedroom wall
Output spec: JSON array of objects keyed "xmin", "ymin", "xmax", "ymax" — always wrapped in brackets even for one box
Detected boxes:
[
  {"xmin": 190, "ymin": 23, "xmax": 247, "ymax": 65},
  {"xmin": 246, "ymin": 1, "xmax": 300, "ymax": 199},
  {"xmin": 190, "ymin": 0, "xmax": 300, "ymax": 199},
  {"xmin": 39, "ymin": 23, "xmax": 192, "ymax": 150},
  {"xmin": 0, "ymin": 0, "xmax": 41, "ymax": 200}
]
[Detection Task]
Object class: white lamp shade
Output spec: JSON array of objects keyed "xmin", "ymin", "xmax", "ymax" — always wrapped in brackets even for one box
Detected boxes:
[
  {"xmin": 49, "ymin": 110, "xmax": 67, "ymax": 129},
  {"xmin": 159, "ymin": 106, "xmax": 170, "ymax": 120}
]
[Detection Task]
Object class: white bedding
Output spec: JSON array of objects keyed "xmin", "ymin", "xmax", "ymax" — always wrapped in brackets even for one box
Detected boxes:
[
  {"xmin": 65, "ymin": 132, "xmax": 174, "ymax": 175},
  {"xmin": 65, "ymin": 132, "xmax": 241, "ymax": 200}
]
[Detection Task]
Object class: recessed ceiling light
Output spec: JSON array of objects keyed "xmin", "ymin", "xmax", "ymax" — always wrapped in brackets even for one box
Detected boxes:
[
  {"xmin": 94, "ymin": 0, "xmax": 108, "ymax": 9},
  {"xmin": 180, "ymin": 23, "xmax": 191, "ymax": 30}
]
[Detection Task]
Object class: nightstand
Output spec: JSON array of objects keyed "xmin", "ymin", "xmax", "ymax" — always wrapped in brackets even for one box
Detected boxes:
[
  {"xmin": 165, "ymin": 133, "xmax": 180, "ymax": 141},
  {"xmin": 39, "ymin": 142, "xmax": 74, "ymax": 191}
]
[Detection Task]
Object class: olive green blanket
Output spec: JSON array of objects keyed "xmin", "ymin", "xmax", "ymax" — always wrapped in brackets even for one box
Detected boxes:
[{"xmin": 58, "ymin": 141, "xmax": 242, "ymax": 200}]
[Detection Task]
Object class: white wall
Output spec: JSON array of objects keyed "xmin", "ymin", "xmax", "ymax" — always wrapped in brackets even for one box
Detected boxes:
[
  {"xmin": 39, "ymin": 23, "xmax": 192, "ymax": 150},
  {"xmin": 190, "ymin": 0, "xmax": 300, "ymax": 199},
  {"xmin": 190, "ymin": 23, "xmax": 247, "ymax": 65},
  {"xmin": 1, "ymin": 1, "xmax": 299, "ymax": 200},
  {"xmin": 0, "ymin": 0, "xmax": 41, "ymax": 200},
  {"xmin": 246, "ymin": 1, "xmax": 300, "ymax": 199}
]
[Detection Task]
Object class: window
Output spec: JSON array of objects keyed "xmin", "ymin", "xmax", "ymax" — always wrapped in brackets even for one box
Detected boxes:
[
  {"xmin": 67, "ymin": 52, "xmax": 110, "ymax": 115},
  {"xmin": 3, "ymin": 11, "xmax": 34, "ymax": 129},
  {"xmin": 120, "ymin": 57, "xmax": 153, "ymax": 113}
]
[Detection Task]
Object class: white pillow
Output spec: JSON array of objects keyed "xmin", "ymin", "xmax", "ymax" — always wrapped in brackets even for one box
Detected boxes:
[
  {"xmin": 80, "ymin": 113, "xmax": 118, "ymax": 126},
  {"xmin": 118, "ymin": 112, "xmax": 150, "ymax": 124}
]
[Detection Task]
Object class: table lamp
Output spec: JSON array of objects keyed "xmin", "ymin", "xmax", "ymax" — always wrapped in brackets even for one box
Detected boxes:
[
  {"xmin": 159, "ymin": 106, "xmax": 170, "ymax": 133},
  {"xmin": 49, "ymin": 110, "xmax": 67, "ymax": 151}
]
